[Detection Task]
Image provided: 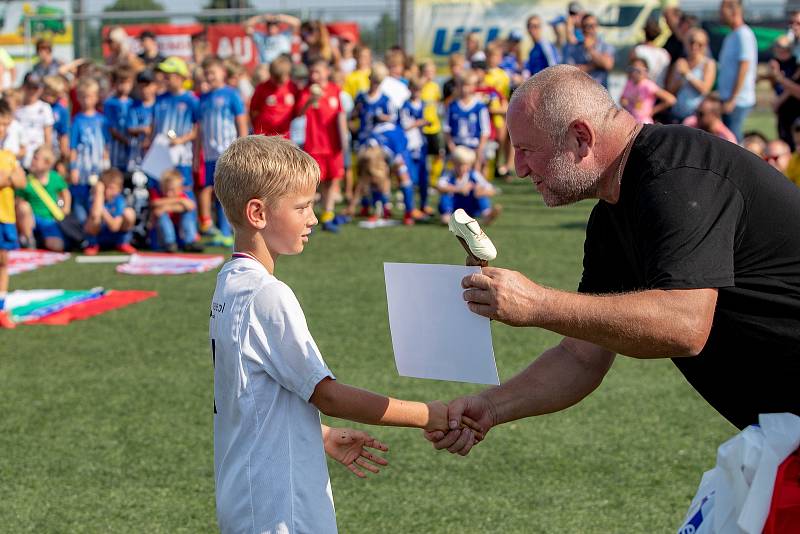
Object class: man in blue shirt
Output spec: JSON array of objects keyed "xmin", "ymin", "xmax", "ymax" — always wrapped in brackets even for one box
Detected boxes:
[
  {"xmin": 563, "ymin": 14, "xmax": 615, "ymax": 88},
  {"xmin": 718, "ymin": 0, "xmax": 757, "ymax": 142},
  {"xmin": 243, "ymin": 13, "xmax": 300, "ymax": 65},
  {"xmin": 524, "ymin": 15, "xmax": 561, "ymax": 77}
]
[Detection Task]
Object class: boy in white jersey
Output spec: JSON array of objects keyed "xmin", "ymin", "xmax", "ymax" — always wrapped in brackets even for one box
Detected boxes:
[{"xmin": 211, "ymin": 135, "xmax": 473, "ymax": 534}]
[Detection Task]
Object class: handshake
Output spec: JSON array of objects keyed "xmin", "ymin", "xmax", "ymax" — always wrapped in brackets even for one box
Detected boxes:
[{"xmin": 423, "ymin": 395, "xmax": 497, "ymax": 456}]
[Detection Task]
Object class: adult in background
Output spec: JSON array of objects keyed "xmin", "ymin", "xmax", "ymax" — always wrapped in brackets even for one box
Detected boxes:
[
  {"xmin": 424, "ymin": 65, "xmax": 800, "ymax": 456},
  {"xmin": 551, "ymin": 2, "xmax": 584, "ymax": 51},
  {"xmin": 666, "ymin": 28, "xmax": 716, "ymax": 123},
  {"xmin": 29, "ymin": 39, "xmax": 63, "ymax": 79},
  {"xmin": 662, "ymin": 12, "xmax": 699, "ymax": 88},
  {"xmin": 563, "ymin": 14, "xmax": 614, "ymax": 88},
  {"xmin": 717, "ymin": 0, "xmax": 757, "ymax": 142},
  {"xmin": 523, "ymin": 15, "xmax": 560, "ymax": 78},
  {"xmin": 682, "ymin": 93, "xmax": 737, "ymax": 143},
  {"xmin": 138, "ymin": 31, "xmax": 165, "ymax": 69},
  {"xmin": 766, "ymin": 36, "xmax": 800, "ymax": 150},
  {"xmin": 764, "ymin": 139, "xmax": 791, "ymax": 174},
  {"xmin": 105, "ymin": 26, "xmax": 142, "ymax": 70},
  {"xmin": 243, "ymin": 13, "xmax": 301, "ymax": 66},
  {"xmin": 631, "ymin": 19, "xmax": 670, "ymax": 87}
]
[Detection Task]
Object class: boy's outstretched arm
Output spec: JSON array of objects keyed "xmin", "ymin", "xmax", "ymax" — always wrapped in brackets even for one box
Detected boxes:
[
  {"xmin": 321, "ymin": 424, "xmax": 389, "ymax": 478},
  {"xmin": 311, "ymin": 377, "xmax": 448, "ymax": 431}
]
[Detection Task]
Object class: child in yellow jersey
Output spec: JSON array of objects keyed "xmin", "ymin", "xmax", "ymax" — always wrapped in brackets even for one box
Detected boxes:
[
  {"xmin": 419, "ymin": 59, "xmax": 444, "ymax": 192},
  {"xmin": 786, "ymin": 118, "xmax": 800, "ymax": 187},
  {"xmin": 484, "ymin": 42, "xmax": 513, "ymax": 178},
  {"xmin": 0, "ymin": 100, "xmax": 27, "ymax": 328},
  {"xmin": 343, "ymin": 45, "xmax": 372, "ymax": 99}
]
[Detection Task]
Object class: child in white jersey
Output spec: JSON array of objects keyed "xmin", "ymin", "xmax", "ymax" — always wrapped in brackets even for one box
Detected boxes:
[{"xmin": 210, "ymin": 135, "xmax": 474, "ymax": 534}]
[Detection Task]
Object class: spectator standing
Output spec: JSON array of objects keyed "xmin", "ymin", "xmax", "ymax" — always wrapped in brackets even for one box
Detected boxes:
[
  {"xmin": 767, "ymin": 36, "xmax": 800, "ymax": 149},
  {"xmin": 666, "ymin": 28, "xmax": 716, "ymax": 123},
  {"xmin": 524, "ymin": 15, "xmax": 560, "ymax": 78},
  {"xmin": 563, "ymin": 14, "xmax": 615, "ymax": 88},
  {"xmin": 30, "ymin": 39, "xmax": 64, "ymax": 79},
  {"xmin": 717, "ymin": 0, "xmax": 757, "ymax": 142},
  {"xmin": 16, "ymin": 73, "xmax": 54, "ymax": 169},
  {"xmin": 244, "ymin": 13, "xmax": 301, "ymax": 66},
  {"xmin": 551, "ymin": 2, "xmax": 584, "ymax": 51},
  {"xmin": 138, "ymin": 31, "xmax": 165, "ymax": 69},
  {"xmin": 632, "ymin": 19, "xmax": 671, "ymax": 87}
]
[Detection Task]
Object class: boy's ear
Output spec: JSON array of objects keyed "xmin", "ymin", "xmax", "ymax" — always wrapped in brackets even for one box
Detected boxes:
[{"xmin": 245, "ymin": 198, "xmax": 268, "ymax": 230}]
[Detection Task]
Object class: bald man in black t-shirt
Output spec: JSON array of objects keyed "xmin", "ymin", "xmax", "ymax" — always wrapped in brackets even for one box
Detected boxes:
[{"xmin": 424, "ymin": 65, "xmax": 800, "ymax": 455}]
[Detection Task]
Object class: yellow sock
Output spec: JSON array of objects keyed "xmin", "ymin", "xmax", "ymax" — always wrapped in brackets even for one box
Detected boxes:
[{"xmin": 321, "ymin": 211, "xmax": 335, "ymax": 223}]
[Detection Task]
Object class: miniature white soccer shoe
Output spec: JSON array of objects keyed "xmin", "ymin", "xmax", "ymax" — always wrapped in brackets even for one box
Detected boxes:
[{"xmin": 448, "ymin": 209, "xmax": 497, "ymax": 262}]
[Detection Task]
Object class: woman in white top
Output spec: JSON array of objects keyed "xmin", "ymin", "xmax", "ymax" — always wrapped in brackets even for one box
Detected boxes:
[
  {"xmin": 632, "ymin": 19, "xmax": 671, "ymax": 87},
  {"xmin": 667, "ymin": 28, "xmax": 716, "ymax": 122}
]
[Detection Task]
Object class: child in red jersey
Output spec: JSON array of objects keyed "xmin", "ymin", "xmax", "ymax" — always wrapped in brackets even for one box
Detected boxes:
[
  {"xmin": 294, "ymin": 59, "xmax": 347, "ymax": 233},
  {"xmin": 250, "ymin": 55, "xmax": 297, "ymax": 138}
]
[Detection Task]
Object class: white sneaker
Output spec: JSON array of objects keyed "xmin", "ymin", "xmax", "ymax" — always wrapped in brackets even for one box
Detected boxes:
[{"xmin": 448, "ymin": 209, "xmax": 497, "ymax": 262}]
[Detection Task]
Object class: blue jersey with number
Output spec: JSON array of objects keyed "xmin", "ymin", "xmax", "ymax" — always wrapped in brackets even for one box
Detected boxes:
[
  {"xmin": 152, "ymin": 91, "xmax": 198, "ymax": 167},
  {"xmin": 199, "ymin": 86, "xmax": 245, "ymax": 162},
  {"xmin": 444, "ymin": 98, "xmax": 490, "ymax": 149},
  {"xmin": 104, "ymin": 96, "xmax": 133, "ymax": 170},
  {"xmin": 126, "ymin": 100, "xmax": 155, "ymax": 168},
  {"xmin": 354, "ymin": 91, "xmax": 394, "ymax": 146},
  {"xmin": 70, "ymin": 112, "xmax": 109, "ymax": 182}
]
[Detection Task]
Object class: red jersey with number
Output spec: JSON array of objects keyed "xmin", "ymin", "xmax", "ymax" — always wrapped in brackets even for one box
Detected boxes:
[
  {"xmin": 296, "ymin": 82, "xmax": 342, "ymax": 155},
  {"xmin": 251, "ymin": 80, "xmax": 298, "ymax": 138}
]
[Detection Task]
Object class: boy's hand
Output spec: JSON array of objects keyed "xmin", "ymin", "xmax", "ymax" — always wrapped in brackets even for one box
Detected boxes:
[{"xmin": 323, "ymin": 427, "xmax": 389, "ymax": 478}]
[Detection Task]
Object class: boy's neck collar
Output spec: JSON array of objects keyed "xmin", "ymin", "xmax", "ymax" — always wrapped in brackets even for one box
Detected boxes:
[{"xmin": 233, "ymin": 234, "xmax": 276, "ymax": 274}]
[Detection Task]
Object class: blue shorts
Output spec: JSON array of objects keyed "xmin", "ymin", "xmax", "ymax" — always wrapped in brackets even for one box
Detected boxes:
[
  {"xmin": 34, "ymin": 217, "xmax": 64, "ymax": 241},
  {"xmin": 204, "ymin": 160, "xmax": 217, "ymax": 187},
  {"xmin": 0, "ymin": 222, "xmax": 17, "ymax": 250},
  {"xmin": 439, "ymin": 194, "xmax": 491, "ymax": 217}
]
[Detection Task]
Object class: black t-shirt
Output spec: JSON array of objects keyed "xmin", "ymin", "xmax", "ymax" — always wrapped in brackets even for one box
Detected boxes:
[
  {"xmin": 663, "ymin": 34, "xmax": 686, "ymax": 64},
  {"xmin": 579, "ymin": 125, "xmax": 800, "ymax": 429}
]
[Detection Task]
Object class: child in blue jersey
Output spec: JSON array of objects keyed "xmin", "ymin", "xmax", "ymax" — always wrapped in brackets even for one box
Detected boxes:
[
  {"xmin": 83, "ymin": 168, "xmax": 136, "ymax": 255},
  {"xmin": 443, "ymin": 72, "xmax": 490, "ymax": 171},
  {"xmin": 437, "ymin": 145, "xmax": 500, "ymax": 225},
  {"xmin": 41, "ymin": 75, "xmax": 69, "ymax": 176},
  {"xmin": 127, "ymin": 70, "xmax": 158, "ymax": 177},
  {"xmin": 400, "ymin": 78, "xmax": 430, "ymax": 215},
  {"xmin": 365, "ymin": 122, "xmax": 423, "ymax": 225},
  {"xmin": 69, "ymin": 77, "xmax": 109, "ymax": 224},
  {"xmin": 351, "ymin": 62, "xmax": 394, "ymax": 149},
  {"xmin": 104, "ymin": 66, "xmax": 135, "ymax": 173},
  {"xmin": 152, "ymin": 57, "xmax": 199, "ymax": 195},
  {"xmin": 198, "ymin": 56, "xmax": 248, "ymax": 246}
]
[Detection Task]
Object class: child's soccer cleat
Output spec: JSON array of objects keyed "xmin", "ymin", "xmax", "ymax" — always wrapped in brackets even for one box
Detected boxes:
[
  {"xmin": 358, "ymin": 205, "xmax": 370, "ymax": 218},
  {"xmin": 322, "ymin": 220, "xmax": 339, "ymax": 233},
  {"xmin": 116, "ymin": 243, "xmax": 137, "ymax": 254},
  {"xmin": 402, "ymin": 212, "xmax": 415, "ymax": 226},
  {"xmin": 409, "ymin": 208, "xmax": 428, "ymax": 221},
  {"xmin": 0, "ymin": 310, "xmax": 16, "ymax": 329},
  {"xmin": 448, "ymin": 208, "xmax": 497, "ymax": 265},
  {"xmin": 83, "ymin": 245, "xmax": 100, "ymax": 256},
  {"xmin": 422, "ymin": 205, "xmax": 435, "ymax": 216},
  {"xmin": 183, "ymin": 242, "xmax": 205, "ymax": 253}
]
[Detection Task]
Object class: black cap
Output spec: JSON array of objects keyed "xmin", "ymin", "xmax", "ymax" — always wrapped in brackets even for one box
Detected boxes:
[
  {"xmin": 140, "ymin": 30, "xmax": 156, "ymax": 40},
  {"xmin": 471, "ymin": 59, "xmax": 487, "ymax": 71},
  {"xmin": 136, "ymin": 69, "xmax": 155, "ymax": 84},
  {"xmin": 23, "ymin": 72, "xmax": 43, "ymax": 88}
]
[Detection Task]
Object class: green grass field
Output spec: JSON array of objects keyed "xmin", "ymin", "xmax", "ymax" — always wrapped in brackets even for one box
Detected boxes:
[{"xmin": 2, "ymin": 176, "xmax": 741, "ymax": 533}]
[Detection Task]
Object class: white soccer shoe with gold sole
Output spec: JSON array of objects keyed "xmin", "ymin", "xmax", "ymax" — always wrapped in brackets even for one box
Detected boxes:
[{"xmin": 448, "ymin": 208, "xmax": 497, "ymax": 264}]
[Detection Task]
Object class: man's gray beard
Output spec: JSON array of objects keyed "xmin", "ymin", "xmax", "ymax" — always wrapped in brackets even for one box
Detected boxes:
[{"xmin": 541, "ymin": 149, "xmax": 600, "ymax": 207}]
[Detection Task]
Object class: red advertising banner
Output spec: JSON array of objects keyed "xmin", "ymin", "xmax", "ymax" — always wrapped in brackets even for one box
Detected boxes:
[{"xmin": 103, "ymin": 22, "xmax": 360, "ymax": 71}]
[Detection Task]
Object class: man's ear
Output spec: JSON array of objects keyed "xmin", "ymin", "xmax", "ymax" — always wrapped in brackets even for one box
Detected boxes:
[
  {"xmin": 569, "ymin": 119, "xmax": 595, "ymax": 160},
  {"xmin": 245, "ymin": 198, "xmax": 268, "ymax": 230}
]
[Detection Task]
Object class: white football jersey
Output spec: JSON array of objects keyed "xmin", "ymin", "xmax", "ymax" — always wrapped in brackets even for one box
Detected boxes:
[{"xmin": 210, "ymin": 255, "xmax": 337, "ymax": 534}]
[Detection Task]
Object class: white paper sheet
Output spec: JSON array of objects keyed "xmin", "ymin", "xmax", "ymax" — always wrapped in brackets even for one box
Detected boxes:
[
  {"xmin": 383, "ymin": 262, "xmax": 499, "ymax": 385},
  {"xmin": 140, "ymin": 134, "xmax": 174, "ymax": 179}
]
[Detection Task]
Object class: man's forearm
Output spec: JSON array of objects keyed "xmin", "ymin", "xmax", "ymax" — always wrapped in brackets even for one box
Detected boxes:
[
  {"xmin": 482, "ymin": 338, "xmax": 615, "ymax": 425},
  {"xmin": 536, "ymin": 288, "xmax": 717, "ymax": 358},
  {"xmin": 728, "ymin": 61, "xmax": 749, "ymax": 104}
]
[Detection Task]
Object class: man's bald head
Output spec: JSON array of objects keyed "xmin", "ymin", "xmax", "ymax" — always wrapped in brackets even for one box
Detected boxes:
[{"xmin": 509, "ymin": 64, "xmax": 618, "ymax": 146}]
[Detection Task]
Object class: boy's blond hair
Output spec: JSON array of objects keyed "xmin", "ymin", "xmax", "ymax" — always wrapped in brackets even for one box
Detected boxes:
[
  {"xmin": 160, "ymin": 168, "xmax": 184, "ymax": 191},
  {"xmin": 100, "ymin": 167, "xmax": 124, "ymax": 187},
  {"xmin": 215, "ymin": 135, "xmax": 320, "ymax": 229},
  {"xmin": 451, "ymin": 145, "xmax": 476, "ymax": 166},
  {"xmin": 43, "ymin": 75, "xmax": 67, "ymax": 95},
  {"xmin": 76, "ymin": 77, "xmax": 99, "ymax": 96},
  {"xmin": 33, "ymin": 145, "xmax": 56, "ymax": 165},
  {"xmin": 357, "ymin": 146, "xmax": 390, "ymax": 190}
]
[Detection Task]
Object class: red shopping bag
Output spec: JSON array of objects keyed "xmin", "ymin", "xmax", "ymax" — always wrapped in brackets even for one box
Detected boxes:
[{"xmin": 763, "ymin": 449, "xmax": 800, "ymax": 534}]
